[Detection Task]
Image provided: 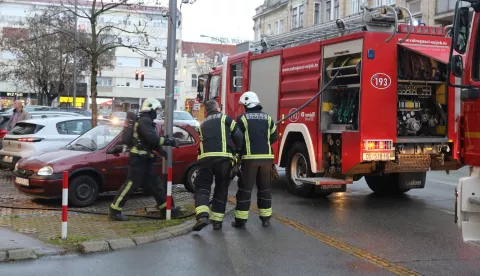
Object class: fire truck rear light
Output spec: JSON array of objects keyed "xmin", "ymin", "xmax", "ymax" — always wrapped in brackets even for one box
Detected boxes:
[{"xmin": 363, "ymin": 140, "xmax": 393, "ymax": 151}]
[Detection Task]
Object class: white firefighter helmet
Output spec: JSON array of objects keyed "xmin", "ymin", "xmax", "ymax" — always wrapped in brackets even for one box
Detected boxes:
[
  {"xmin": 239, "ymin": 91, "xmax": 260, "ymax": 108},
  {"xmin": 141, "ymin": 98, "xmax": 161, "ymax": 112}
]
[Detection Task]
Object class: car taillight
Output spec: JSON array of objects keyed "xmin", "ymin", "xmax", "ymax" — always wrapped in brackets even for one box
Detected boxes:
[
  {"xmin": 363, "ymin": 140, "xmax": 393, "ymax": 151},
  {"xmin": 0, "ymin": 130, "xmax": 7, "ymax": 139},
  {"xmin": 17, "ymin": 138, "xmax": 44, "ymax": 142}
]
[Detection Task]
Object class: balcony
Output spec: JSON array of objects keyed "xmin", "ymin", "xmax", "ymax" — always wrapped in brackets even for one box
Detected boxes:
[{"xmin": 436, "ymin": 0, "xmax": 456, "ymax": 15}]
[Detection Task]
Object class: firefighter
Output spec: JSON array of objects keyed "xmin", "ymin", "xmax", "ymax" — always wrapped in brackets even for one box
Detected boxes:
[
  {"xmin": 192, "ymin": 100, "xmax": 243, "ymax": 231},
  {"xmin": 232, "ymin": 91, "xmax": 278, "ymax": 228},
  {"xmin": 109, "ymin": 98, "xmax": 180, "ymax": 221}
]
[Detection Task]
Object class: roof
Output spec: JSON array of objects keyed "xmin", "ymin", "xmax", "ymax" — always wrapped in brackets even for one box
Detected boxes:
[{"xmin": 182, "ymin": 41, "xmax": 237, "ymax": 59}]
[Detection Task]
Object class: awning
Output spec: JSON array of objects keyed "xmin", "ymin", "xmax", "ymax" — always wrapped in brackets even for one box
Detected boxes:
[{"xmin": 399, "ymin": 44, "xmax": 450, "ymax": 64}]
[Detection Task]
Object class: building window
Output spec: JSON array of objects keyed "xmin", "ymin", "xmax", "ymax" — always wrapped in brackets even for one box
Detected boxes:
[
  {"xmin": 314, "ymin": 2, "xmax": 321, "ymax": 24},
  {"xmin": 267, "ymin": 24, "xmax": 272, "ymax": 35},
  {"xmin": 274, "ymin": 19, "xmax": 284, "ymax": 35},
  {"xmin": 144, "ymin": 58, "xmax": 153, "ymax": 67},
  {"xmin": 375, "ymin": 0, "xmax": 395, "ymax": 6},
  {"xmin": 299, "ymin": 5, "xmax": 304, "ymax": 27},
  {"xmin": 334, "ymin": 0, "xmax": 339, "ymax": 19},
  {"xmin": 191, "ymin": 74, "xmax": 198, "ymax": 87},
  {"xmin": 97, "ymin": 77, "xmax": 113, "ymax": 86},
  {"xmin": 351, "ymin": 0, "xmax": 360, "ymax": 14},
  {"xmin": 292, "ymin": 7, "xmax": 298, "ymax": 29},
  {"xmin": 326, "ymin": 1, "xmax": 331, "ymax": 21},
  {"xmin": 230, "ymin": 63, "xmax": 242, "ymax": 93},
  {"xmin": 407, "ymin": 0, "xmax": 422, "ymax": 17}
]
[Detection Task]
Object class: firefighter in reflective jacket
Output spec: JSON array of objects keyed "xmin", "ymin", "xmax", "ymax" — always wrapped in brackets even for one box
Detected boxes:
[
  {"xmin": 232, "ymin": 91, "xmax": 278, "ymax": 228},
  {"xmin": 192, "ymin": 100, "xmax": 244, "ymax": 231},
  {"xmin": 109, "ymin": 98, "xmax": 180, "ymax": 221}
]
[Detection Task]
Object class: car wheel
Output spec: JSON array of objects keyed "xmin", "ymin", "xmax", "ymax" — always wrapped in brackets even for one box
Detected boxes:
[
  {"xmin": 68, "ymin": 175, "xmax": 99, "ymax": 207},
  {"xmin": 185, "ymin": 165, "xmax": 199, "ymax": 193}
]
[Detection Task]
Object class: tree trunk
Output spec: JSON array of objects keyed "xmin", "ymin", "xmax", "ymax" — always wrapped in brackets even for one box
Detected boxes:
[{"xmin": 90, "ymin": 67, "xmax": 98, "ymax": 127}]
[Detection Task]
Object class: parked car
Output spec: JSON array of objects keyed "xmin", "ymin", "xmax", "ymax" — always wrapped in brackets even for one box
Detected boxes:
[
  {"xmin": 0, "ymin": 116, "xmax": 109, "ymax": 168},
  {"xmin": 109, "ymin": 111, "xmax": 127, "ymax": 125},
  {"xmin": 49, "ymin": 107, "xmax": 92, "ymax": 117},
  {"xmin": 0, "ymin": 111, "xmax": 81, "ymax": 150},
  {"xmin": 13, "ymin": 121, "xmax": 200, "ymax": 207},
  {"xmin": 24, "ymin": 106, "xmax": 51, "ymax": 112},
  {"xmin": 156, "ymin": 111, "xmax": 200, "ymax": 132}
]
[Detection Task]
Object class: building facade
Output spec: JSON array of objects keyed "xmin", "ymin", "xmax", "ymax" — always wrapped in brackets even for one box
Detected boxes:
[
  {"xmin": 0, "ymin": 0, "xmax": 182, "ymax": 112},
  {"xmin": 252, "ymin": 0, "xmax": 457, "ymax": 42}
]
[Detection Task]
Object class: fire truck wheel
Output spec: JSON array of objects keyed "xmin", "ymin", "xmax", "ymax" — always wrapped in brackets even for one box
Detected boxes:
[
  {"xmin": 365, "ymin": 174, "xmax": 410, "ymax": 195},
  {"xmin": 286, "ymin": 142, "xmax": 316, "ymax": 197}
]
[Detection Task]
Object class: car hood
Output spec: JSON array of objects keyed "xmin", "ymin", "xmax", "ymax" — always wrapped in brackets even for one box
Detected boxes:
[
  {"xmin": 18, "ymin": 149, "xmax": 91, "ymax": 169},
  {"xmin": 177, "ymin": 119, "xmax": 199, "ymax": 126}
]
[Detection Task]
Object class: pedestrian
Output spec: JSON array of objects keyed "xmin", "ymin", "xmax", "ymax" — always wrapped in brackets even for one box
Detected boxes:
[
  {"xmin": 192, "ymin": 100, "xmax": 243, "ymax": 231},
  {"xmin": 109, "ymin": 98, "xmax": 181, "ymax": 221},
  {"xmin": 7, "ymin": 100, "xmax": 31, "ymax": 131},
  {"xmin": 232, "ymin": 91, "xmax": 278, "ymax": 228}
]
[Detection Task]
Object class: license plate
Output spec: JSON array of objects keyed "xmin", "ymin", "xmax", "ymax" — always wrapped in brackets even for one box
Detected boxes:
[
  {"xmin": 15, "ymin": 177, "xmax": 29, "ymax": 186},
  {"xmin": 3, "ymin": 156, "xmax": 13, "ymax": 163},
  {"xmin": 362, "ymin": 152, "xmax": 393, "ymax": 161}
]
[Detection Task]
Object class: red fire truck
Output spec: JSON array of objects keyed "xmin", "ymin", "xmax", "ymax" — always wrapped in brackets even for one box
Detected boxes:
[
  {"xmin": 449, "ymin": 0, "xmax": 480, "ymax": 243},
  {"xmin": 196, "ymin": 5, "xmax": 463, "ymax": 197}
]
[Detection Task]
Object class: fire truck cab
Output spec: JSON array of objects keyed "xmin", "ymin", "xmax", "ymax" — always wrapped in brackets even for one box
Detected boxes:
[
  {"xmin": 449, "ymin": 0, "xmax": 480, "ymax": 244},
  {"xmin": 197, "ymin": 5, "xmax": 463, "ymax": 198}
]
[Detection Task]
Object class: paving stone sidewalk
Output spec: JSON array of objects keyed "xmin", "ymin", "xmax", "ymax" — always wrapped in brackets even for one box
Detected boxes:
[{"xmin": 0, "ymin": 170, "xmax": 219, "ymax": 261}]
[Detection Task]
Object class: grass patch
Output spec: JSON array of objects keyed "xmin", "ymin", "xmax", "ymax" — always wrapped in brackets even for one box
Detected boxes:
[{"xmin": 46, "ymin": 235, "xmax": 103, "ymax": 252}]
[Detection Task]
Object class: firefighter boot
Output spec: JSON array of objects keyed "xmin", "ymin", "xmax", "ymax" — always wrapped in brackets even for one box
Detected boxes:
[
  {"xmin": 156, "ymin": 204, "xmax": 184, "ymax": 217},
  {"xmin": 109, "ymin": 208, "xmax": 129, "ymax": 221},
  {"xmin": 212, "ymin": 221, "xmax": 222, "ymax": 230},
  {"xmin": 260, "ymin": 217, "xmax": 270, "ymax": 227},
  {"xmin": 231, "ymin": 219, "xmax": 246, "ymax": 229},
  {"xmin": 192, "ymin": 217, "xmax": 209, "ymax": 232}
]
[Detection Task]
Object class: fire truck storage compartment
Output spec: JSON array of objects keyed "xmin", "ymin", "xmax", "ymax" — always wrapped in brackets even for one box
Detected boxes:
[
  {"xmin": 397, "ymin": 46, "xmax": 449, "ymax": 138},
  {"xmin": 321, "ymin": 39, "xmax": 363, "ymax": 133},
  {"xmin": 249, "ymin": 54, "xmax": 281, "ymax": 119}
]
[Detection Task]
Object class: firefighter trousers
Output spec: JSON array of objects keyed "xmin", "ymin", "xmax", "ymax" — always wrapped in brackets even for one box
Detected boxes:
[
  {"xmin": 111, "ymin": 154, "xmax": 167, "ymax": 212},
  {"xmin": 234, "ymin": 160, "xmax": 273, "ymax": 222},
  {"xmin": 194, "ymin": 159, "xmax": 232, "ymax": 223}
]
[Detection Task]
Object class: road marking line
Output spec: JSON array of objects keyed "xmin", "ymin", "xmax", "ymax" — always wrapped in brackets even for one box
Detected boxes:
[{"xmin": 228, "ymin": 196, "xmax": 422, "ymax": 276}]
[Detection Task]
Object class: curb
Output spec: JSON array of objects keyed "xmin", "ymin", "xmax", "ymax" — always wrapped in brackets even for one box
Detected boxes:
[
  {"xmin": 0, "ymin": 248, "xmax": 38, "ymax": 262},
  {"xmin": 79, "ymin": 203, "xmax": 235, "ymax": 254},
  {"xmin": 0, "ymin": 204, "xmax": 235, "ymax": 260}
]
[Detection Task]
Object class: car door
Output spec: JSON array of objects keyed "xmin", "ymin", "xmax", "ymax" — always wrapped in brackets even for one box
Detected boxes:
[
  {"xmin": 104, "ymin": 139, "xmax": 129, "ymax": 190},
  {"xmin": 170, "ymin": 126, "xmax": 198, "ymax": 183}
]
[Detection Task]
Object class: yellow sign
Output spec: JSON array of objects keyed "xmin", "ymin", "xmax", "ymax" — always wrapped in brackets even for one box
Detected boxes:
[{"xmin": 59, "ymin": 96, "xmax": 85, "ymax": 108}]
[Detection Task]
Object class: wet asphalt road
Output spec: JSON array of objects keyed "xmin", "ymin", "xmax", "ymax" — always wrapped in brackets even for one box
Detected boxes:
[{"xmin": 2, "ymin": 167, "xmax": 480, "ymax": 276}]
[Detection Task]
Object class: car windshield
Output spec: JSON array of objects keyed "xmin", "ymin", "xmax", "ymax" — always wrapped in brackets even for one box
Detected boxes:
[
  {"xmin": 67, "ymin": 123, "xmax": 123, "ymax": 151},
  {"xmin": 112, "ymin": 112, "xmax": 127, "ymax": 119},
  {"xmin": 174, "ymin": 112, "xmax": 193, "ymax": 120}
]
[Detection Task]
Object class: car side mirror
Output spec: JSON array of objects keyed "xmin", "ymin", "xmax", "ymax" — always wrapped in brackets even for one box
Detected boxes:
[
  {"xmin": 107, "ymin": 144, "xmax": 124, "ymax": 154},
  {"xmin": 453, "ymin": 6, "xmax": 470, "ymax": 54},
  {"xmin": 451, "ymin": 55, "xmax": 464, "ymax": 78}
]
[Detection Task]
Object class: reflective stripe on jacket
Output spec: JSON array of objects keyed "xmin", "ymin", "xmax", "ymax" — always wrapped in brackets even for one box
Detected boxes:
[
  {"xmin": 198, "ymin": 111, "xmax": 243, "ymax": 161},
  {"xmin": 236, "ymin": 110, "xmax": 278, "ymax": 160}
]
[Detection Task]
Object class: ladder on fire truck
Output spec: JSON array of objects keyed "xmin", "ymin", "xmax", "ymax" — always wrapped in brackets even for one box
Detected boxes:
[{"xmin": 250, "ymin": 4, "xmax": 414, "ymax": 53}]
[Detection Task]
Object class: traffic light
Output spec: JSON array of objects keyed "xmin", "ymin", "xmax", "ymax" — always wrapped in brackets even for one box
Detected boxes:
[
  {"xmin": 141, "ymin": 71, "xmax": 145, "ymax": 81},
  {"xmin": 135, "ymin": 70, "xmax": 139, "ymax": 80}
]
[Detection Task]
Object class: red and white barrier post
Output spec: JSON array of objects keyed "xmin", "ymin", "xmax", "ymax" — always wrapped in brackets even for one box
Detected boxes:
[
  {"xmin": 166, "ymin": 167, "xmax": 172, "ymax": 220},
  {"xmin": 61, "ymin": 171, "xmax": 68, "ymax": 240}
]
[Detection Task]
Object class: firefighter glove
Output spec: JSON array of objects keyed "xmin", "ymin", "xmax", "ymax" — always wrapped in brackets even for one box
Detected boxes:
[{"xmin": 164, "ymin": 137, "xmax": 180, "ymax": 148}]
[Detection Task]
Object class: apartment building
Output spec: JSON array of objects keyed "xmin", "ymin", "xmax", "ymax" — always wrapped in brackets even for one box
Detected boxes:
[
  {"xmin": 253, "ymin": 0, "xmax": 432, "ymax": 41},
  {"xmin": 396, "ymin": 0, "xmax": 457, "ymax": 27},
  {"xmin": 0, "ymin": 0, "xmax": 182, "ymax": 111}
]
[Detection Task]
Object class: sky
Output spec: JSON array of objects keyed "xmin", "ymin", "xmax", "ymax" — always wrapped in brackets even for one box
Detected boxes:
[{"xmin": 178, "ymin": 0, "xmax": 263, "ymax": 43}]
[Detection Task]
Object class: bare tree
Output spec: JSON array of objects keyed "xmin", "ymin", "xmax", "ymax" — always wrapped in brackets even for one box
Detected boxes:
[
  {"xmin": 41, "ymin": 0, "xmax": 168, "ymax": 126},
  {"xmin": 0, "ymin": 10, "xmax": 99, "ymax": 106}
]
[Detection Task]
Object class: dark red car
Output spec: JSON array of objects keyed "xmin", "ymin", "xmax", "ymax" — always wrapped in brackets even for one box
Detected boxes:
[{"xmin": 12, "ymin": 121, "xmax": 200, "ymax": 207}]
